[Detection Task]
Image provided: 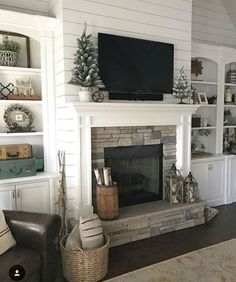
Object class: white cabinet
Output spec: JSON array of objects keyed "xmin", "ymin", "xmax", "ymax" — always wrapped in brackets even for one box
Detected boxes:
[
  {"xmin": 0, "ymin": 185, "xmax": 15, "ymax": 210},
  {"xmin": 225, "ymin": 155, "xmax": 236, "ymax": 203},
  {"xmin": 192, "ymin": 157, "xmax": 225, "ymax": 206},
  {"xmin": 0, "ymin": 174, "xmax": 58, "ymax": 213},
  {"xmin": 16, "ymin": 181, "xmax": 49, "ymax": 213}
]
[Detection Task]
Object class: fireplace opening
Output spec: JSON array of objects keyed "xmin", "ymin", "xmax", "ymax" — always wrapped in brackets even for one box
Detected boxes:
[{"xmin": 104, "ymin": 144, "xmax": 163, "ymax": 207}]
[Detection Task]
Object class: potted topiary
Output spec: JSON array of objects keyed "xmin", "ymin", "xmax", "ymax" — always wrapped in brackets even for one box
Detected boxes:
[
  {"xmin": 0, "ymin": 35, "xmax": 21, "ymax": 67},
  {"xmin": 69, "ymin": 23, "xmax": 105, "ymax": 102}
]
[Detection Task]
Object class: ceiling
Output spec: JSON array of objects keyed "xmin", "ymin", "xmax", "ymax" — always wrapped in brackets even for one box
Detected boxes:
[{"xmin": 221, "ymin": 0, "xmax": 236, "ymax": 29}]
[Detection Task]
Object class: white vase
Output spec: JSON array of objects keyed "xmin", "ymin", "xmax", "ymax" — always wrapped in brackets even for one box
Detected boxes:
[{"xmin": 78, "ymin": 90, "xmax": 92, "ymax": 102}]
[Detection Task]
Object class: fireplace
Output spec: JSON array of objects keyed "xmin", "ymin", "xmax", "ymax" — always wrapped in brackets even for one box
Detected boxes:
[
  {"xmin": 69, "ymin": 102, "xmax": 198, "ymax": 218},
  {"xmin": 104, "ymin": 144, "xmax": 163, "ymax": 207}
]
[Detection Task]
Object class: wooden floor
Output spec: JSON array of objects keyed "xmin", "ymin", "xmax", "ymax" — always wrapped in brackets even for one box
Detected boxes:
[{"xmin": 57, "ymin": 203, "xmax": 236, "ymax": 281}]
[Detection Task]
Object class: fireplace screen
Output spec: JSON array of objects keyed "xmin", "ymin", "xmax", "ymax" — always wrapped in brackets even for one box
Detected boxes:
[{"xmin": 104, "ymin": 144, "xmax": 163, "ymax": 207}]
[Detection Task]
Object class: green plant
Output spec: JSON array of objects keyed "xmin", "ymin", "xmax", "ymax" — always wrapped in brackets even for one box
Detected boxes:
[{"xmin": 0, "ymin": 35, "xmax": 21, "ymax": 53}]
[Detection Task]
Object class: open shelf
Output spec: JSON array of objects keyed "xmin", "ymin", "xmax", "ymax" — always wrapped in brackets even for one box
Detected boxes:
[
  {"xmin": 192, "ymin": 126, "xmax": 216, "ymax": 130},
  {"xmin": 225, "ymin": 83, "xmax": 236, "ymax": 87},
  {"xmin": 198, "ymin": 104, "xmax": 216, "ymax": 107},
  {"xmin": 0, "ymin": 132, "xmax": 43, "ymax": 137},
  {"xmin": 191, "ymin": 80, "xmax": 217, "ymax": 85},
  {"xmin": 0, "ymin": 100, "xmax": 42, "ymax": 104},
  {"xmin": 0, "ymin": 66, "xmax": 41, "ymax": 75}
]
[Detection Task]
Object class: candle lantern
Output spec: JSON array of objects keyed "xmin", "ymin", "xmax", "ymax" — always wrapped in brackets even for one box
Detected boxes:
[
  {"xmin": 164, "ymin": 163, "xmax": 184, "ymax": 204},
  {"xmin": 183, "ymin": 172, "xmax": 199, "ymax": 203}
]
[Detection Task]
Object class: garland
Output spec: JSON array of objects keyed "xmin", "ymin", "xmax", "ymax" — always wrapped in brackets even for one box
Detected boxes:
[{"xmin": 4, "ymin": 104, "xmax": 33, "ymax": 132}]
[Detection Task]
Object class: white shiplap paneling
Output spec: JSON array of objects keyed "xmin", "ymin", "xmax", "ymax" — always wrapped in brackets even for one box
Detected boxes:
[
  {"xmin": 192, "ymin": 0, "xmax": 236, "ymax": 47},
  {"xmin": 62, "ymin": 0, "xmax": 193, "ymax": 102},
  {"xmin": 0, "ymin": 0, "xmax": 49, "ymax": 16}
]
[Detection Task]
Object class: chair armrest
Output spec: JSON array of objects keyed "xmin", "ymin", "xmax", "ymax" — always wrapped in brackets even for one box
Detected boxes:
[
  {"xmin": 3, "ymin": 210, "xmax": 61, "ymax": 253},
  {"xmin": 4, "ymin": 210, "xmax": 61, "ymax": 282}
]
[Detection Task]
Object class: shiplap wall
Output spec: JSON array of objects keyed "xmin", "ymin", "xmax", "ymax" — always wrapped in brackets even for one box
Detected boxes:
[
  {"xmin": 53, "ymin": 0, "xmax": 193, "ymax": 216},
  {"xmin": 192, "ymin": 0, "xmax": 236, "ymax": 47},
  {"xmin": 63, "ymin": 0, "xmax": 193, "ymax": 102},
  {"xmin": 0, "ymin": 0, "xmax": 49, "ymax": 16}
]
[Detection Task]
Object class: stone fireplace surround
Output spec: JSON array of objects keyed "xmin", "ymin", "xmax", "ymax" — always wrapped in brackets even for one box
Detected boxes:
[
  {"xmin": 91, "ymin": 125, "xmax": 176, "ymax": 207},
  {"xmin": 69, "ymin": 102, "xmax": 206, "ymax": 246}
]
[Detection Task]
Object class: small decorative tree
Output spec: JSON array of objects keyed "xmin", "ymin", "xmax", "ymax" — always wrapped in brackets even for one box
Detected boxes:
[
  {"xmin": 172, "ymin": 66, "xmax": 191, "ymax": 104},
  {"xmin": 69, "ymin": 23, "xmax": 104, "ymax": 92}
]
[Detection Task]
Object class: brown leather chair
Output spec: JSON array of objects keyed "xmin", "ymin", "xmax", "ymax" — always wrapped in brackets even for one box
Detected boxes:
[{"xmin": 0, "ymin": 210, "xmax": 61, "ymax": 282}]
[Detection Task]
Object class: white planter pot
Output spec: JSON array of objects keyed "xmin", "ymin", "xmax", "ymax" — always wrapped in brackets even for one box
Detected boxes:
[{"xmin": 79, "ymin": 90, "xmax": 92, "ymax": 102}]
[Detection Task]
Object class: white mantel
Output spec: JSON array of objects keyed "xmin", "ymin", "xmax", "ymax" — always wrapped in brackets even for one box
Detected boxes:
[{"xmin": 69, "ymin": 102, "xmax": 199, "ymax": 218}]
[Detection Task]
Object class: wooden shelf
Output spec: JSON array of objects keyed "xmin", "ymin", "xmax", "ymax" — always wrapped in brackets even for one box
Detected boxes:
[
  {"xmin": 191, "ymin": 80, "xmax": 217, "ymax": 85},
  {"xmin": 0, "ymin": 132, "xmax": 43, "ymax": 137},
  {"xmin": 192, "ymin": 126, "xmax": 216, "ymax": 130},
  {"xmin": 225, "ymin": 83, "xmax": 236, "ymax": 87},
  {"xmin": 224, "ymin": 125, "xmax": 236, "ymax": 128},
  {"xmin": 0, "ymin": 66, "xmax": 41, "ymax": 75},
  {"xmin": 0, "ymin": 99, "xmax": 42, "ymax": 105},
  {"xmin": 198, "ymin": 104, "xmax": 216, "ymax": 107},
  {"xmin": 224, "ymin": 104, "xmax": 236, "ymax": 108}
]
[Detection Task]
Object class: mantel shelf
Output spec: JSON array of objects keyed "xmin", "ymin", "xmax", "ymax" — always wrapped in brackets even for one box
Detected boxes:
[{"xmin": 70, "ymin": 102, "xmax": 200, "ymax": 115}]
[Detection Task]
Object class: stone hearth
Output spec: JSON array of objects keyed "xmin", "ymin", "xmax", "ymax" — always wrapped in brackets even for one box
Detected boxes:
[{"xmin": 102, "ymin": 200, "xmax": 206, "ymax": 247}]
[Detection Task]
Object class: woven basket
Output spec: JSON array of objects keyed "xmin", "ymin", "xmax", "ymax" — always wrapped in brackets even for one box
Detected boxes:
[
  {"xmin": 0, "ymin": 50, "xmax": 18, "ymax": 66},
  {"xmin": 60, "ymin": 233, "xmax": 109, "ymax": 282}
]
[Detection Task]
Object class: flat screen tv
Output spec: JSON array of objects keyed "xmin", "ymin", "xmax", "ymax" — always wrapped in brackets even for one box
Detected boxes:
[{"xmin": 98, "ymin": 33, "xmax": 174, "ymax": 101}]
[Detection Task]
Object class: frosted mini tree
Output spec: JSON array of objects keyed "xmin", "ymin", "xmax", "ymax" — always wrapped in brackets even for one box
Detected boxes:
[
  {"xmin": 69, "ymin": 23, "xmax": 104, "ymax": 89},
  {"xmin": 172, "ymin": 66, "xmax": 191, "ymax": 104}
]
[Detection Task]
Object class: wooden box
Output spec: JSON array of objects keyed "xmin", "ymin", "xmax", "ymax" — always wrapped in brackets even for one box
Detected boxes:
[
  {"xmin": 0, "ymin": 144, "xmax": 32, "ymax": 160},
  {"xmin": 0, "ymin": 158, "xmax": 36, "ymax": 179}
]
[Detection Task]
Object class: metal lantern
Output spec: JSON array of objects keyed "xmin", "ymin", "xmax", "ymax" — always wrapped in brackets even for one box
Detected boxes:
[
  {"xmin": 183, "ymin": 172, "xmax": 199, "ymax": 203},
  {"xmin": 164, "ymin": 163, "xmax": 184, "ymax": 204}
]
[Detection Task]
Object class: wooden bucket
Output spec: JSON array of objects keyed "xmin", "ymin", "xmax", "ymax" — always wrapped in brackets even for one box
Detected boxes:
[{"xmin": 96, "ymin": 183, "xmax": 119, "ymax": 220}]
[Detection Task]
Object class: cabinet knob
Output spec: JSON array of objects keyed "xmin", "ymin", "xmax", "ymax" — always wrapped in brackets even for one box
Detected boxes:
[
  {"xmin": 12, "ymin": 190, "xmax": 15, "ymax": 199},
  {"xmin": 17, "ymin": 190, "xmax": 20, "ymax": 198}
]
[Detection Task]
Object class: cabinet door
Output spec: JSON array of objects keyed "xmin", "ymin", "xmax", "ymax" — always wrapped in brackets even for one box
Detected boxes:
[
  {"xmin": 191, "ymin": 162, "xmax": 207, "ymax": 200},
  {"xmin": 16, "ymin": 181, "xmax": 50, "ymax": 213},
  {"xmin": 0, "ymin": 185, "xmax": 16, "ymax": 210},
  {"xmin": 207, "ymin": 160, "xmax": 225, "ymax": 206},
  {"xmin": 229, "ymin": 157, "xmax": 236, "ymax": 202}
]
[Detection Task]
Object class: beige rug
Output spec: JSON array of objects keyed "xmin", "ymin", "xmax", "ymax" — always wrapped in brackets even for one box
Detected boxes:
[{"xmin": 105, "ymin": 239, "xmax": 236, "ymax": 282}]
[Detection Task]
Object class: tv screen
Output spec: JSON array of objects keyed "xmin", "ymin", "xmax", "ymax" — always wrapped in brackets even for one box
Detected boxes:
[{"xmin": 98, "ymin": 33, "xmax": 174, "ymax": 101}]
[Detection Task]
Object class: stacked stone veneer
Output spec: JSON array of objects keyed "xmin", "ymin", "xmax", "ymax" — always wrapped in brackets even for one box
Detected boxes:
[
  {"xmin": 102, "ymin": 201, "xmax": 206, "ymax": 247},
  {"xmin": 91, "ymin": 125, "xmax": 176, "ymax": 204}
]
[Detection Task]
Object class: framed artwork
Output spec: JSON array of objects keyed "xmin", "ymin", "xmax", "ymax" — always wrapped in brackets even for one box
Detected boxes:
[
  {"xmin": 198, "ymin": 92, "xmax": 208, "ymax": 104},
  {"xmin": 0, "ymin": 31, "xmax": 31, "ymax": 68}
]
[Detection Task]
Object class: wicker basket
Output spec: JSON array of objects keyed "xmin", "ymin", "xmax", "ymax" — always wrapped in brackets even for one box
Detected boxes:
[
  {"xmin": 60, "ymin": 233, "xmax": 109, "ymax": 282},
  {"xmin": 0, "ymin": 50, "xmax": 18, "ymax": 66}
]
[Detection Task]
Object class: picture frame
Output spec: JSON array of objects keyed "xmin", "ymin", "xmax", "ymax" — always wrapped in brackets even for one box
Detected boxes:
[
  {"xmin": 198, "ymin": 92, "xmax": 208, "ymax": 104},
  {"xmin": 0, "ymin": 31, "xmax": 31, "ymax": 68}
]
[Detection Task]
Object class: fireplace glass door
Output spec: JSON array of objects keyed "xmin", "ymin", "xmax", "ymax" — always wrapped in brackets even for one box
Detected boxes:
[{"xmin": 104, "ymin": 144, "xmax": 163, "ymax": 207}]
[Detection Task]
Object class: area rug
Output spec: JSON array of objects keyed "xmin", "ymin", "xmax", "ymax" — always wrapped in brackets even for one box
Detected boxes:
[{"xmin": 105, "ymin": 239, "xmax": 236, "ymax": 282}]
